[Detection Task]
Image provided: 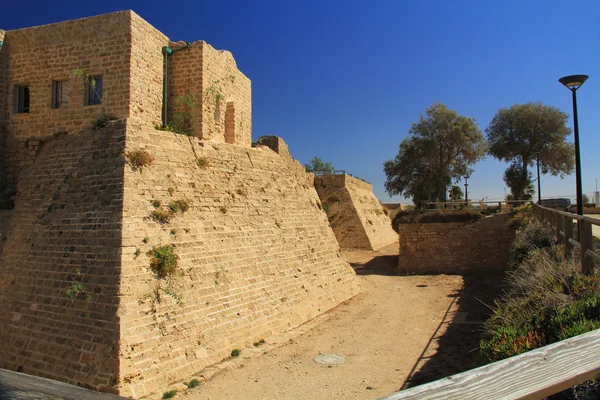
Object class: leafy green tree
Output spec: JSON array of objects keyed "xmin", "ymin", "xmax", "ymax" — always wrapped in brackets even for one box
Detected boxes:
[
  {"xmin": 486, "ymin": 102, "xmax": 575, "ymax": 200},
  {"xmin": 449, "ymin": 185, "xmax": 464, "ymax": 201},
  {"xmin": 384, "ymin": 102, "xmax": 487, "ymax": 207},
  {"xmin": 503, "ymin": 163, "xmax": 535, "ymax": 201},
  {"xmin": 304, "ymin": 156, "xmax": 334, "ymax": 173}
]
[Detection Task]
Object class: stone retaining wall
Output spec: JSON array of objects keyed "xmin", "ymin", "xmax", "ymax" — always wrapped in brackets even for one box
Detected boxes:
[{"xmin": 398, "ymin": 213, "xmax": 515, "ymax": 274}]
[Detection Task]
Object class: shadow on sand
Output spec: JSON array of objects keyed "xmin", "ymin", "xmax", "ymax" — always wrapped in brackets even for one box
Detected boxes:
[{"xmin": 348, "ymin": 253, "xmax": 507, "ymax": 389}]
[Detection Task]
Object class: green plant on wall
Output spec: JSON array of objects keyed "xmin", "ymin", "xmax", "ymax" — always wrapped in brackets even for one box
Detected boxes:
[
  {"xmin": 65, "ymin": 268, "xmax": 93, "ymax": 302},
  {"xmin": 147, "ymin": 245, "xmax": 179, "ymax": 278}
]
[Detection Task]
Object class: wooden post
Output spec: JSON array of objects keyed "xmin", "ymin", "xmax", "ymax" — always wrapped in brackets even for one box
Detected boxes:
[
  {"xmin": 580, "ymin": 219, "xmax": 593, "ymax": 275},
  {"xmin": 556, "ymin": 214, "xmax": 564, "ymax": 244},
  {"xmin": 564, "ymin": 214, "xmax": 574, "ymax": 256}
]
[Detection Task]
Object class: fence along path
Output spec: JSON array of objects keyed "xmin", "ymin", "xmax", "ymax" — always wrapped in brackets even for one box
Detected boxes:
[
  {"xmin": 381, "ymin": 204, "xmax": 600, "ymax": 399},
  {"xmin": 532, "ymin": 203, "xmax": 600, "ymax": 274},
  {"xmin": 381, "ymin": 327, "xmax": 600, "ymax": 400}
]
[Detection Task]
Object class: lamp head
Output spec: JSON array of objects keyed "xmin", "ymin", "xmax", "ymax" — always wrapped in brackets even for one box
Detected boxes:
[{"xmin": 559, "ymin": 75, "xmax": 589, "ymax": 91}]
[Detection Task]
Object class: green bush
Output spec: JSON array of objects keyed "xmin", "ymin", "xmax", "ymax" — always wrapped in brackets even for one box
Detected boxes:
[
  {"xmin": 231, "ymin": 349, "xmax": 241, "ymax": 357},
  {"xmin": 147, "ymin": 245, "xmax": 179, "ymax": 278},
  {"xmin": 187, "ymin": 378, "xmax": 200, "ymax": 388},
  {"xmin": 507, "ymin": 203, "xmax": 532, "ymax": 230},
  {"xmin": 151, "ymin": 208, "xmax": 173, "ymax": 224},
  {"xmin": 169, "ymin": 200, "xmax": 189, "ymax": 213},
  {"xmin": 481, "ymin": 245, "xmax": 600, "ymax": 362},
  {"xmin": 162, "ymin": 389, "xmax": 177, "ymax": 399},
  {"xmin": 196, "ymin": 157, "xmax": 209, "ymax": 168},
  {"xmin": 507, "ymin": 221, "xmax": 554, "ymax": 268},
  {"xmin": 126, "ymin": 149, "xmax": 154, "ymax": 171}
]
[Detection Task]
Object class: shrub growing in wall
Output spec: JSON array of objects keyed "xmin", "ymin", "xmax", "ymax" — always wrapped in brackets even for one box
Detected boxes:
[
  {"xmin": 148, "ymin": 245, "xmax": 179, "ymax": 278},
  {"xmin": 126, "ymin": 149, "xmax": 154, "ymax": 171}
]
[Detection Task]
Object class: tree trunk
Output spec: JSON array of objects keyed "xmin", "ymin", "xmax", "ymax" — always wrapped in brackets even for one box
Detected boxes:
[{"xmin": 519, "ymin": 158, "xmax": 529, "ymax": 200}]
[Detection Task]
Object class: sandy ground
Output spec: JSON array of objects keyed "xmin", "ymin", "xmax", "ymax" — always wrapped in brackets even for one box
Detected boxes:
[
  {"xmin": 176, "ymin": 243, "xmax": 469, "ymax": 400},
  {"xmin": 588, "ymin": 214, "xmax": 600, "ymax": 238}
]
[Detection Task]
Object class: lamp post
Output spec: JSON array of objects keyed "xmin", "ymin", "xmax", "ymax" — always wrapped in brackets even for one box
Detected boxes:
[
  {"xmin": 559, "ymin": 74, "xmax": 588, "ymax": 216},
  {"xmin": 464, "ymin": 175, "xmax": 469, "ymax": 207}
]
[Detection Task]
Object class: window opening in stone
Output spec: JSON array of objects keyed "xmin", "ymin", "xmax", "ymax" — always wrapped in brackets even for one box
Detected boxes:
[
  {"xmin": 52, "ymin": 80, "xmax": 69, "ymax": 109},
  {"xmin": 13, "ymin": 85, "xmax": 30, "ymax": 114},
  {"xmin": 86, "ymin": 75, "xmax": 103, "ymax": 106},
  {"xmin": 224, "ymin": 102, "xmax": 235, "ymax": 144}
]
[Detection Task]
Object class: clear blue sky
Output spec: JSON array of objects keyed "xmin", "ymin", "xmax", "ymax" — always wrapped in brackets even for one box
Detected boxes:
[{"xmin": 2, "ymin": 0, "xmax": 599, "ymax": 203}]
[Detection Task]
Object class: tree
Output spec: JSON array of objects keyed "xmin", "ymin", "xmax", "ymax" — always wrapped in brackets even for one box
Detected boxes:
[
  {"xmin": 449, "ymin": 185, "xmax": 464, "ymax": 201},
  {"xmin": 304, "ymin": 156, "xmax": 334, "ymax": 173},
  {"xmin": 486, "ymin": 102, "xmax": 575, "ymax": 200},
  {"xmin": 503, "ymin": 163, "xmax": 535, "ymax": 201},
  {"xmin": 384, "ymin": 102, "xmax": 487, "ymax": 207}
]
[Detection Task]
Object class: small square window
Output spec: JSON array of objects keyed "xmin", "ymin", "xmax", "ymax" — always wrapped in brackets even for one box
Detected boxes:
[
  {"xmin": 52, "ymin": 80, "xmax": 69, "ymax": 109},
  {"xmin": 12, "ymin": 85, "xmax": 30, "ymax": 114},
  {"xmin": 86, "ymin": 75, "xmax": 103, "ymax": 106}
]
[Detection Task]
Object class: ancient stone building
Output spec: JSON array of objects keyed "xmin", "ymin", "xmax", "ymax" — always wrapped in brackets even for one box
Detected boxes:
[
  {"xmin": 314, "ymin": 174, "xmax": 398, "ymax": 251},
  {"xmin": 0, "ymin": 11, "xmax": 360, "ymax": 398}
]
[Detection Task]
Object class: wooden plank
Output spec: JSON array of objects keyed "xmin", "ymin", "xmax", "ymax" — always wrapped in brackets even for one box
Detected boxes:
[
  {"xmin": 586, "ymin": 249, "xmax": 600, "ymax": 264},
  {"xmin": 381, "ymin": 328, "xmax": 600, "ymax": 400},
  {"xmin": 564, "ymin": 214, "xmax": 574, "ymax": 255},
  {"xmin": 580, "ymin": 220, "xmax": 594, "ymax": 274},
  {"xmin": 0, "ymin": 369, "xmax": 130, "ymax": 400},
  {"xmin": 568, "ymin": 238, "xmax": 581, "ymax": 249}
]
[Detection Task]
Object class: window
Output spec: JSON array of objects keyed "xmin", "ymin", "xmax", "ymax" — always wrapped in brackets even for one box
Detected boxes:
[
  {"xmin": 86, "ymin": 75, "xmax": 102, "ymax": 105},
  {"xmin": 12, "ymin": 85, "xmax": 30, "ymax": 114},
  {"xmin": 52, "ymin": 80, "xmax": 69, "ymax": 109}
]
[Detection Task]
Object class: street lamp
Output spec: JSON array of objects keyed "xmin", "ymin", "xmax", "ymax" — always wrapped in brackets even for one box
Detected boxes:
[{"xmin": 559, "ymin": 74, "xmax": 588, "ymax": 216}]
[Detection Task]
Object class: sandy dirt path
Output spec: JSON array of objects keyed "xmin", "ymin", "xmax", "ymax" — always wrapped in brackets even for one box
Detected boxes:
[
  {"xmin": 588, "ymin": 214, "xmax": 600, "ymax": 238},
  {"xmin": 178, "ymin": 243, "xmax": 464, "ymax": 400}
]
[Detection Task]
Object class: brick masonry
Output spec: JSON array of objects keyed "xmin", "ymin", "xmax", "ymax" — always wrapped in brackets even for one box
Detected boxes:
[
  {"xmin": 0, "ymin": 122, "xmax": 126, "ymax": 393},
  {"xmin": 0, "ymin": 121, "xmax": 361, "ymax": 398},
  {"xmin": 117, "ymin": 126, "xmax": 360, "ymax": 397},
  {"xmin": 0, "ymin": 11, "xmax": 361, "ymax": 398},
  {"xmin": 397, "ymin": 213, "xmax": 516, "ymax": 274},
  {"xmin": 314, "ymin": 174, "xmax": 398, "ymax": 251}
]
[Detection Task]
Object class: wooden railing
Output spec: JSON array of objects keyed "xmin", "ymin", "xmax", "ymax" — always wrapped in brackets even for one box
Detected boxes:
[
  {"xmin": 532, "ymin": 203, "xmax": 600, "ymax": 274},
  {"xmin": 381, "ymin": 328, "xmax": 600, "ymax": 400},
  {"xmin": 423, "ymin": 199, "xmax": 529, "ymax": 212}
]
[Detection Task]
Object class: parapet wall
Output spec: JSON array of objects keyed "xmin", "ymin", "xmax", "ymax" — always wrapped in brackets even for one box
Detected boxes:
[
  {"xmin": 398, "ymin": 214, "xmax": 516, "ymax": 274},
  {"xmin": 118, "ymin": 126, "xmax": 359, "ymax": 397},
  {"xmin": 314, "ymin": 174, "xmax": 397, "ymax": 250}
]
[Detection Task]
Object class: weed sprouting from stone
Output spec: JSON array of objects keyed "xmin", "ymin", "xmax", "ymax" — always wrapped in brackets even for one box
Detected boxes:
[
  {"xmin": 186, "ymin": 378, "xmax": 200, "ymax": 388},
  {"xmin": 162, "ymin": 389, "xmax": 177, "ymax": 399},
  {"xmin": 126, "ymin": 149, "xmax": 154, "ymax": 171},
  {"xmin": 147, "ymin": 245, "xmax": 178, "ymax": 278},
  {"xmin": 231, "ymin": 349, "xmax": 241, "ymax": 357},
  {"xmin": 196, "ymin": 157, "xmax": 209, "ymax": 168}
]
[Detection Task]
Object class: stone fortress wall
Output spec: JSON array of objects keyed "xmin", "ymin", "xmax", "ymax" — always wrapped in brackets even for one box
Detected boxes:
[
  {"xmin": 0, "ymin": 10, "xmax": 361, "ymax": 398},
  {"xmin": 314, "ymin": 174, "xmax": 398, "ymax": 251},
  {"xmin": 118, "ymin": 126, "xmax": 360, "ymax": 397}
]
